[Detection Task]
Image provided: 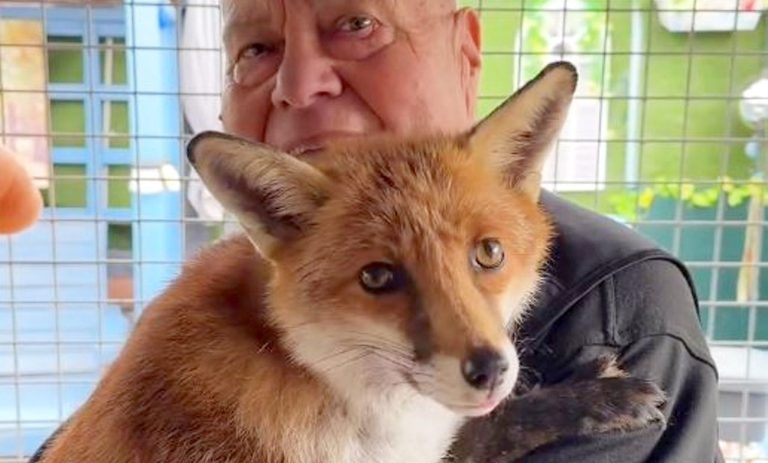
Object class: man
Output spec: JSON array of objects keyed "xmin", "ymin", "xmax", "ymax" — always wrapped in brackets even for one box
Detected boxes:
[
  {"xmin": 29, "ymin": 1, "xmax": 722, "ymax": 462},
  {"xmin": 219, "ymin": 0, "xmax": 722, "ymax": 462}
]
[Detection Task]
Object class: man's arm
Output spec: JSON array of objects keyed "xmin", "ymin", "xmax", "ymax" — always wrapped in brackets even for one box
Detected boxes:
[
  {"xmin": 451, "ymin": 259, "xmax": 724, "ymax": 463},
  {"xmin": 521, "ymin": 336, "xmax": 721, "ymax": 462},
  {"xmin": 524, "ymin": 259, "xmax": 722, "ymax": 462}
]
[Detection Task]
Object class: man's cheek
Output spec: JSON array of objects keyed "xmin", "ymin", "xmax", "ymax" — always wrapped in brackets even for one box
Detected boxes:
[
  {"xmin": 340, "ymin": 64, "xmax": 426, "ymax": 134},
  {"xmin": 221, "ymin": 85, "xmax": 271, "ymax": 142}
]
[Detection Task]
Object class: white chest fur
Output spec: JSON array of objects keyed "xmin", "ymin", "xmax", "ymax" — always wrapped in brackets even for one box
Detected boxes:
[
  {"xmin": 271, "ymin": 387, "xmax": 461, "ymax": 463},
  {"xmin": 281, "ymin": 324, "xmax": 464, "ymax": 462},
  {"xmin": 338, "ymin": 392, "xmax": 462, "ymax": 463}
]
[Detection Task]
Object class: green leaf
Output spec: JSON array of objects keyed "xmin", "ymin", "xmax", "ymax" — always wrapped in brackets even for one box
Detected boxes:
[
  {"xmin": 691, "ymin": 192, "xmax": 711, "ymax": 208},
  {"xmin": 681, "ymin": 183, "xmax": 695, "ymax": 201},
  {"xmin": 638, "ymin": 188, "xmax": 655, "ymax": 210}
]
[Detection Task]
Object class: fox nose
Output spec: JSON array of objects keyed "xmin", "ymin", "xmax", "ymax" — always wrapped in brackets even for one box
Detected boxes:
[{"xmin": 461, "ymin": 348, "xmax": 509, "ymax": 390}]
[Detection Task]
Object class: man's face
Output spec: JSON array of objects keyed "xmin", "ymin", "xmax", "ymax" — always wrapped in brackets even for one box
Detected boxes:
[{"xmin": 220, "ymin": 0, "xmax": 481, "ymax": 154}]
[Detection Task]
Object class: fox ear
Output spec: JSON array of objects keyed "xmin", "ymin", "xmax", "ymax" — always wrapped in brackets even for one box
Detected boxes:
[
  {"xmin": 468, "ymin": 61, "xmax": 577, "ymax": 202},
  {"xmin": 187, "ymin": 131, "xmax": 331, "ymax": 257}
]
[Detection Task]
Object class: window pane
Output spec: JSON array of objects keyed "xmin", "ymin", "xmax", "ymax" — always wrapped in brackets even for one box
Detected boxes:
[
  {"xmin": 102, "ymin": 100, "xmax": 130, "ymax": 149},
  {"xmin": 39, "ymin": 164, "xmax": 87, "ymax": 208},
  {"xmin": 47, "ymin": 35, "xmax": 83, "ymax": 84},
  {"xmin": 99, "ymin": 36, "xmax": 127, "ymax": 85},
  {"xmin": 107, "ymin": 165, "xmax": 131, "ymax": 208},
  {"xmin": 107, "ymin": 223, "xmax": 133, "ymax": 308},
  {"xmin": 107, "ymin": 223, "xmax": 132, "ymax": 253},
  {"xmin": 49, "ymin": 99, "xmax": 86, "ymax": 147}
]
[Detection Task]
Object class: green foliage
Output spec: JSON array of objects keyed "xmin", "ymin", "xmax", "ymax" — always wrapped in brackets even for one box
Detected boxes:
[{"xmin": 607, "ymin": 177, "xmax": 767, "ymax": 221}]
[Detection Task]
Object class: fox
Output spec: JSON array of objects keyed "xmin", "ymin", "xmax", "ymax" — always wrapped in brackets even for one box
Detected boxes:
[{"xmin": 35, "ymin": 62, "xmax": 664, "ymax": 463}]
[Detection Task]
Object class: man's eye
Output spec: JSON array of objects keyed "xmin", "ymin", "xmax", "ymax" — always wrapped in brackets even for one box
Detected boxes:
[
  {"xmin": 230, "ymin": 42, "xmax": 275, "ymax": 87},
  {"xmin": 240, "ymin": 43, "xmax": 271, "ymax": 59},
  {"xmin": 336, "ymin": 15, "xmax": 377, "ymax": 36}
]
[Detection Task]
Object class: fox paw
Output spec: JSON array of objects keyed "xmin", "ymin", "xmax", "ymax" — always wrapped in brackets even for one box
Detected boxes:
[{"xmin": 572, "ymin": 362, "xmax": 667, "ymax": 435}]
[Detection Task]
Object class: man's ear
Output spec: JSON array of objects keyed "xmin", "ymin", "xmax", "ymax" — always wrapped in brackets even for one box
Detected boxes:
[
  {"xmin": 455, "ymin": 7, "xmax": 482, "ymax": 116},
  {"xmin": 468, "ymin": 61, "xmax": 577, "ymax": 202},
  {"xmin": 186, "ymin": 131, "xmax": 331, "ymax": 257}
]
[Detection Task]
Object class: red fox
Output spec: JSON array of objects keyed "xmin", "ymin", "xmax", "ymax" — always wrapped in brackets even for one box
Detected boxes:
[{"xmin": 36, "ymin": 62, "xmax": 663, "ymax": 463}]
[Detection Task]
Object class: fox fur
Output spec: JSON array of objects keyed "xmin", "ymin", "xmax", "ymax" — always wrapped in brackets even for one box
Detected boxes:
[{"xmin": 38, "ymin": 62, "xmax": 581, "ymax": 463}]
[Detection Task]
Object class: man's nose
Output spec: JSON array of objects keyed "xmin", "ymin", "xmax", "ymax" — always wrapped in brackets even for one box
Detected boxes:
[{"xmin": 271, "ymin": 33, "xmax": 343, "ymax": 109}]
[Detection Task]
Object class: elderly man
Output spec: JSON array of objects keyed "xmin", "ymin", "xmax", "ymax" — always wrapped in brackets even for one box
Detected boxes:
[
  {"xmin": 219, "ymin": 1, "xmax": 722, "ymax": 462},
  {"xmin": 29, "ymin": 1, "xmax": 723, "ymax": 462}
]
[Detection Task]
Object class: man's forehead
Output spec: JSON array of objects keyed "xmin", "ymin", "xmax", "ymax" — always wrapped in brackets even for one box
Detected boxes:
[
  {"xmin": 221, "ymin": 0, "xmax": 455, "ymax": 27},
  {"xmin": 221, "ymin": 0, "xmax": 276, "ymax": 25}
]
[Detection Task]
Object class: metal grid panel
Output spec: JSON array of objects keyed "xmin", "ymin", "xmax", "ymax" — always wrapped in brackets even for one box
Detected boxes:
[
  {"xmin": 469, "ymin": 2, "xmax": 768, "ymax": 460},
  {"xmin": 0, "ymin": 0, "xmax": 765, "ymax": 461}
]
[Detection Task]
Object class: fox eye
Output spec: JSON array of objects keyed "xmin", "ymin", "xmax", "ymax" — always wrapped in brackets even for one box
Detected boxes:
[
  {"xmin": 359, "ymin": 262, "xmax": 405, "ymax": 294},
  {"xmin": 473, "ymin": 238, "xmax": 505, "ymax": 270}
]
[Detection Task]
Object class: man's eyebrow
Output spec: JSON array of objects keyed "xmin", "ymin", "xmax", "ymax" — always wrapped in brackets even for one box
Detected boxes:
[
  {"xmin": 222, "ymin": 18, "xmax": 268, "ymax": 42},
  {"xmin": 222, "ymin": 17, "xmax": 271, "ymax": 46}
]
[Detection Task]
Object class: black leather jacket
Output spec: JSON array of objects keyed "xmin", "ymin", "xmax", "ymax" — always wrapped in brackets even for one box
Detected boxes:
[{"xmin": 467, "ymin": 191, "xmax": 724, "ymax": 462}]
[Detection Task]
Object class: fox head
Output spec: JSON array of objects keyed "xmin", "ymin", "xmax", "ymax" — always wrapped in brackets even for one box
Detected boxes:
[{"xmin": 187, "ymin": 62, "xmax": 576, "ymax": 417}]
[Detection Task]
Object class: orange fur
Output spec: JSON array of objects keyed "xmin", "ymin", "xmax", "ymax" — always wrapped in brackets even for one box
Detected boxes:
[
  {"xmin": 275, "ymin": 136, "xmax": 552, "ymax": 358},
  {"xmin": 43, "ymin": 236, "xmax": 351, "ymax": 462},
  {"xmin": 38, "ymin": 62, "xmax": 576, "ymax": 463},
  {"xmin": 42, "ymin": 144, "xmax": 549, "ymax": 462}
]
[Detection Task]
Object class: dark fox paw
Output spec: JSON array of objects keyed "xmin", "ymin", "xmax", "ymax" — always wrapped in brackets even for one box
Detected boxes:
[
  {"xmin": 567, "ymin": 356, "xmax": 667, "ymax": 435},
  {"xmin": 566, "ymin": 355, "xmax": 627, "ymax": 381},
  {"xmin": 446, "ymin": 356, "xmax": 667, "ymax": 463}
]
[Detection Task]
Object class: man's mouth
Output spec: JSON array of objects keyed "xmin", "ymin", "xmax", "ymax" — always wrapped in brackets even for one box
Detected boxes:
[
  {"xmin": 288, "ymin": 144, "xmax": 325, "ymax": 156},
  {"xmin": 283, "ymin": 131, "xmax": 364, "ymax": 156}
]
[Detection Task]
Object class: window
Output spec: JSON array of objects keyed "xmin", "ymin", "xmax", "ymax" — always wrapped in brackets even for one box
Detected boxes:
[
  {"xmin": 47, "ymin": 34, "xmax": 83, "ymax": 84},
  {"xmin": 40, "ymin": 164, "xmax": 87, "ymax": 208},
  {"xmin": 99, "ymin": 36, "xmax": 127, "ymax": 86},
  {"xmin": 106, "ymin": 164, "xmax": 131, "ymax": 208},
  {"xmin": 49, "ymin": 99, "xmax": 86, "ymax": 147},
  {"xmin": 102, "ymin": 101, "xmax": 130, "ymax": 149},
  {"xmin": 106, "ymin": 222, "xmax": 133, "ymax": 310}
]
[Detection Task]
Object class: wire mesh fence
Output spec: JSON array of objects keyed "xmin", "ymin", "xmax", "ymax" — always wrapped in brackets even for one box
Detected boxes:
[{"xmin": 0, "ymin": 0, "xmax": 766, "ymax": 462}]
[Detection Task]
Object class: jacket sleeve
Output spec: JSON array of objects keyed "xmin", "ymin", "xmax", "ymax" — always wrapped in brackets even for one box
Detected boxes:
[{"xmin": 519, "ymin": 259, "xmax": 724, "ymax": 463}]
